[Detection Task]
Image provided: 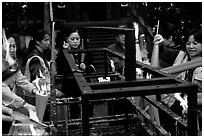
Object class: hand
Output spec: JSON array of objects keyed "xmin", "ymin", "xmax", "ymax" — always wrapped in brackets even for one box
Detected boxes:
[
  {"xmin": 56, "ymin": 89, "xmax": 65, "ymax": 98},
  {"xmin": 2, "ymin": 105, "xmax": 14, "ymax": 122},
  {"xmin": 110, "ymin": 60, "xmax": 115, "ymax": 72},
  {"xmin": 23, "ymin": 103, "xmax": 36, "ymax": 113},
  {"xmin": 180, "ymin": 100, "xmax": 188, "ymax": 112},
  {"xmin": 153, "ymin": 34, "xmax": 164, "ymax": 45},
  {"xmin": 32, "ymin": 88, "xmax": 39, "ymax": 94},
  {"xmin": 79, "ymin": 63, "xmax": 86, "ymax": 70}
]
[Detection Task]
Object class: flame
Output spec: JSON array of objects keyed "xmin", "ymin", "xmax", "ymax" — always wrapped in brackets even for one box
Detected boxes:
[
  {"xmin": 32, "ymin": 70, "xmax": 47, "ymax": 95},
  {"xmin": 2, "ymin": 28, "xmax": 15, "ymax": 66}
]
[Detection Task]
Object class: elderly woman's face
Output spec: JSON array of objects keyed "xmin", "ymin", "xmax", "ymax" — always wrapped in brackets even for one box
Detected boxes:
[
  {"xmin": 186, "ymin": 34, "xmax": 202, "ymax": 59},
  {"xmin": 67, "ymin": 32, "xmax": 81, "ymax": 49}
]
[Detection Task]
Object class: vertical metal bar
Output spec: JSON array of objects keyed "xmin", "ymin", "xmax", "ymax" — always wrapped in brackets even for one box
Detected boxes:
[
  {"xmin": 187, "ymin": 86, "xmax": 198, "ymax": 135},
  {"xmin": 82, "ymin": 28, "xmax": 88, "ymax": 49},
  {"xmin": 49, "ymin": 2, "xmax": 57, "ymax": 135},
  {"xmin": 124, "ymin": 29, "xmax": 136, "ymax": 81},
  {"xmin": 81, "ymin": 97, "xmax": 90, "ymax": 135},
  {"xmin": 64, "ymin": 99, "xmax": 69, "ymax": 135},
  {"xmin": 104, "ymin": 50, "xmax": 108, "ymax": 76}
]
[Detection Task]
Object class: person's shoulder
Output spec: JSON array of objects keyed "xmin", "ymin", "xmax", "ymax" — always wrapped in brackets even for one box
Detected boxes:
[{"xmin": 107, "ymin": 43, "xmax": 117, "ymax": 50}]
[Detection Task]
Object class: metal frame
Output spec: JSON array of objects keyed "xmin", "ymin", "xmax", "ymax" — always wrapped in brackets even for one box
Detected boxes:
[{"xmin": 58, "ymin": 26, "xmax": 198, "ymax": 136}]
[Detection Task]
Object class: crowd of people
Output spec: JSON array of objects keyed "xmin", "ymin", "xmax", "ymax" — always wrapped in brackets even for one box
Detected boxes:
[{"xmin": 2, "ymin": 18, "xmax": 202, "ymax": 135}]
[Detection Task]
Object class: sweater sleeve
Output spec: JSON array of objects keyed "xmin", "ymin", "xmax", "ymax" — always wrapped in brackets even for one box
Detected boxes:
[
  {"xmin": 15, "ymin": 70, "xmax": 36, "ymax": 94},
  {"xmin": 2, "ymin": 83, "xmax": 25, "ymax": 108}
]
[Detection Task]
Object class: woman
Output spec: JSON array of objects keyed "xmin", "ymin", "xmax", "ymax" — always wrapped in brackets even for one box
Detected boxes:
[
  {"xmin": 160, "ymin": 28, "xmax": 202, "ymax": 135},
  {"xmin": 2, "ymin": 30, "xmax": 38, "ymax": 134},
  {"xmin": 56, "ymin": 28, "xmax": 95, "ymax": 75},
  {"xmin": 173, "ymin": 28, "xmax": 202, "ymax": 132}
]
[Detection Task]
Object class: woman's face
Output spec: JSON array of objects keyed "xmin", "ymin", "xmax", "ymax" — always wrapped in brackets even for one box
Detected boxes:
[
  {"xmin": 8, "ymin": 37, "xmax": 17, "ymax": 59},
  {"xmin": 67, "ymin": 32, "xmax": 80, "ymax": 49},
  {"xmin": 186, "ymin": 34, "xmax": 202, "ymax": 60},
  {"xmin": 38, "ymin": 34, "xmax": 50, "ymax": 50}
]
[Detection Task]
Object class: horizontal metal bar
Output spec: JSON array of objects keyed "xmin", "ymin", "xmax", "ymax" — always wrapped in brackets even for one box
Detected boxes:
[
  {"xmin": 83, "ymin": 83, "xmax": 197, "ymax": 100},
  {"xmin": 89, "ymin": 77, "xmax": 178, "ymax": 90},
  {"xmin": 67, "ymin": 48, "xmax": 105, "ymax": 54}
]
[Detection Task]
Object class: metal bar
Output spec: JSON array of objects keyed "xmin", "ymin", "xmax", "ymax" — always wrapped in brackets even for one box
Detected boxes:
[
  {"xmin": 49, "ymin": 2, "xmax": 57, "ymax": 135},
  {"xmin": 142, "ymin": 96, "xmax": 187, "ymax": 128},
  {"xmin": 89, "ymin": 77, "xmax": 177, "ymax": 90},
  {"xmin": 81, "ymin": 97, "xmax": 90, "ymax": 135},
  {"xmin": 136, "ymin": 106, "xmax": 170, "ymax": 136},
  {"xmin": 67, "ymin": 48, "xmax": 104, "ymax": 54},
  {"xmin": 187, "ymin": 85, "xmax": 198, "ymax": 135},
  {"xmin": 57, "ymin": 20, "xmax": 129, "ymax": 29},
  {"xmin": 104, "ymin": 50, "xmax": 108, "ymax": 76},
  {"xmin": 84, "ymin": 83, "xmax": 196, "ymax": 100},
  {"xmin": 124, "ymin": 28, "xmax": 136, "ymax": 81},
  {"xmin": 61, "ymin": 27, "xmax": 199, "ymax": 136}
]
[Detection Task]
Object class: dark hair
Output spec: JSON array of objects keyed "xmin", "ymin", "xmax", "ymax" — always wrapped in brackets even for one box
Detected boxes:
[
  {"xmin": 66, "ymin": 27, "xmax": 81, "ymax": 38},
  {"xmin": 185, "ymin": 28, "xmax": 202, "ymax": 44},
  {"xmin": 114, "ymin": 24, "xmax": 128, "ymax": 36},
  {"xmin": 6, "ymin": 33, "xmax": 17, "ymax": 41},
  {"xmin": 33, "ymin": 30, "xmax": 50, "ymax": 42},
  {"xmin": 158, "ymin": 22, "xmax": 176, "ymax": 39}
]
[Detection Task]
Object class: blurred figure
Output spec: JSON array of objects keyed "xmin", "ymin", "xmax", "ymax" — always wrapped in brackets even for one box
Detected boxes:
[{"xmin": 107, "ymin": 24, "xmax": 126, "ymax": 75}]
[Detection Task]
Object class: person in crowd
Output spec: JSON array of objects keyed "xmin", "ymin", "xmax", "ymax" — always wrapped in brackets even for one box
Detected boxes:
[
  {"xmin": 56, "ymin": 27, "xmax": 96, "ymax": 120},
  {"xmin": 24, "ymin": 30, "xmax": 63, "ymax": 106},
  {"xmin": 5, "ymin": 34, "xmax": 40, "ymax": 97},
  {"xmin": 173, "ymin": 28, "xmax": 202, "ymax": 133},
  {"xmin": 152, "ymin": 22, "xmax": 180, "ymax": 68},
  {"xmin": 156, "ymin": 27, "xmax": 202, "ymax": 135},
  {"xmin": 106, "ymin": 24, "xmax": 126, "ymax": 75},
  {"xmin": 56, "ymin": 27, "xmax": 95, "ymax": 76},
  {"xmin": 2, "ymin": 31, "xmax": 38, "ymax": 134}
]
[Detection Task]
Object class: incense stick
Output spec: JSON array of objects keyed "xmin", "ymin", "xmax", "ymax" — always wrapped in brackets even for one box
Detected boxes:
[{"xmin": 156, "ymin": 20, "xmax": 160, "ymax": 35}]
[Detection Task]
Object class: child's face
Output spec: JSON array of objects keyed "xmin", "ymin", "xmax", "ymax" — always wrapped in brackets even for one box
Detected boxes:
[{"xmin": 67, "ymin": 32, "xmax": 81, "ymax": 49}]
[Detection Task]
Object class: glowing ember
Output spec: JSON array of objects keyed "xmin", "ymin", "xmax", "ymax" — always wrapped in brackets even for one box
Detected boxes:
[{"xmin": 2, "ymin": 28, "xmax": 15, "ymax": 66}]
